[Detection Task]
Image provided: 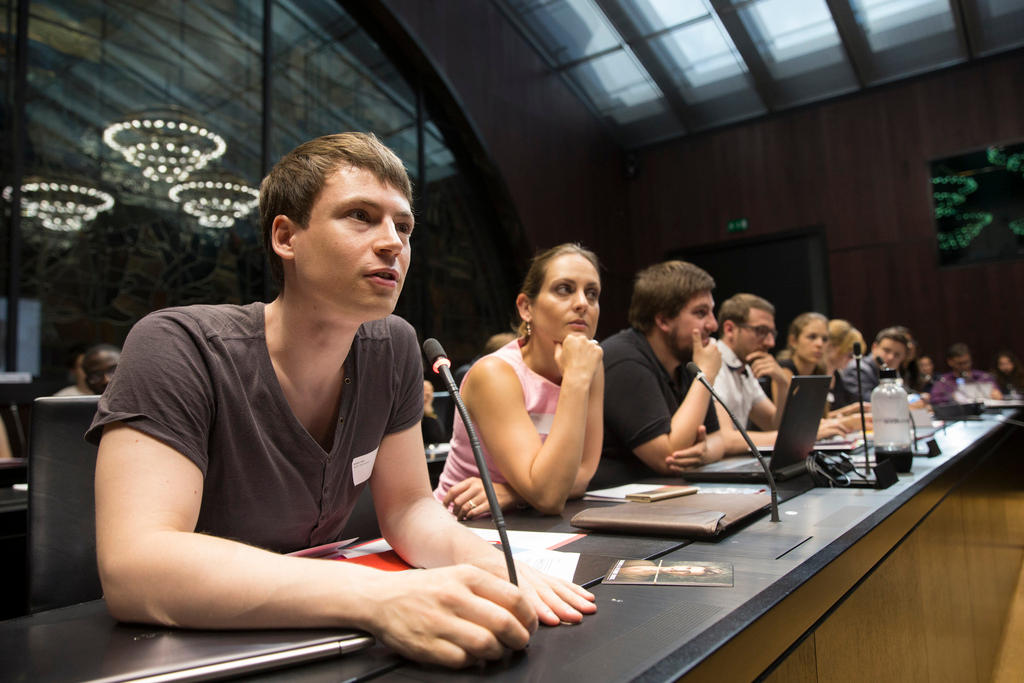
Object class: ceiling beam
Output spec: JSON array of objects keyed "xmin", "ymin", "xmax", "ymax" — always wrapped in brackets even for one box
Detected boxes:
[
  {"xmin": 822, "ymin": 0, "xmax": 874, "ymax": 86},
  {"xmin": 705, "ymin": 0, "xmax": 778, "ymax": 111},
  {"xmin": 592, "ymin": 0, "xmax": 698, "ymax": 131},
  {"xmin": 947, "ymin": 0, "xmax": 978, "ymax": 60},
  {"xmin": 491, "ymin": 0, "xmax": 626, "ymax": 145}
]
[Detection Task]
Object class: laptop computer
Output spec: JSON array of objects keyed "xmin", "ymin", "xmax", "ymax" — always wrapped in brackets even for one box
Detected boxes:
[
  {"xmin": 682, "ymin": 375, "xmax": 832, "ymax": 483},
  {"xmin": 0, "ymin": 601, "xmax": 377, "ymax": 683}
]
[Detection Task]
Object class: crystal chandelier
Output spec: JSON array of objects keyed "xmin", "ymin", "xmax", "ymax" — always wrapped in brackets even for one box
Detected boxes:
[
  {"xmin": 103, "ymin": 108, "xmax": 226, "ymax": 184},
  {"xmin": 168, "ymin": 172, "xmax": 259, "ymax": 229},
  {"xmin": 3, "ymin": 179, "xmax": 115, "ymax": 232}
]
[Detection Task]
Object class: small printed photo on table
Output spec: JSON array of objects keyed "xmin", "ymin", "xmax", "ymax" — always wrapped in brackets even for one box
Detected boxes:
[{"xmin": 604, "ymin": 559, "xmax": 734, "ymax": 586}]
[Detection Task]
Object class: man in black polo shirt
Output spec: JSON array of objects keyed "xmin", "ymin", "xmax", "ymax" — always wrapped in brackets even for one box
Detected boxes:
[{"xmin": 593, "ymin": 260, "xmax": 727, "ymax": 488}]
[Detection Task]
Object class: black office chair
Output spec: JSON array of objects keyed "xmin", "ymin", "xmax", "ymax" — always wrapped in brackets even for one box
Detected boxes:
[
  {"xmin": 27, "ymin": 395, "xmax": 102, "ymax": 614},
  {"xmin": 340, "ymin": 484, "xmax": 381, "ymax": 541},
  {"xmin": 432, "ymin": 390, "xmax": 455, "ymax": 441}
]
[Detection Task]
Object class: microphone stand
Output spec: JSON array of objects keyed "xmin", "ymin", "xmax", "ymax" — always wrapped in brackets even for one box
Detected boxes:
[
  {"xmin": 687, "ymin": 362, "xmax": 780, "ymax": 523},
  {"xmin": 853, "ymin": 343, "xmax": 870, "ymax": 476},
  {"xmin": 423, "ymin": 339, "xmax": 517, "ymax": 586}
]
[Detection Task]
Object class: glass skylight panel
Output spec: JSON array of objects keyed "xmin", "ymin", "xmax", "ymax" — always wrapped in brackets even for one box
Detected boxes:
[
  {"xmin": 512, "ymin": 0, "xmax": 622, "ymax": 65},
  {"xmin": 981, "ymin": 0, "xmax": 1024, "ymax": 16},
  {"xmin": 623, "ymin": 0, "xmax": 709, "ymax": 34},
  {"xmin": 743, "ymin": 0, "xmax": 841, "ymax": 62},
  {"xmin": 852, "ymin": 0, "xmax": 955, "ymax": 52},
  {"xmin": 733, "ymin": 0, "xmax": 857, "ymax": 104},
  {"xmin": 849, "ymin": 0, "xmax": 963, "ymax": 81},
  {"xmin": 965, "ymin": 0, "xmax": 1024, "ymax": 55},
  {"xmin": 655, "ymin": 18, "xmax": 746, "ymax": 90},
  {"xmin": 566, "ymin": 49, "xmax": 664, "ymax": 122}
]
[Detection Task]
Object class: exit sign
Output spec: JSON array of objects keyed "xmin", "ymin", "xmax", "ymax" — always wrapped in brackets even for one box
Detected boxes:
[{"xmin": 727, "ymin": 218, "xmax": 749, "ymax": 233}]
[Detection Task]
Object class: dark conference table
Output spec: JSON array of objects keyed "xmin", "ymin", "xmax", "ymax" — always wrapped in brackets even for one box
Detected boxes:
[{"xmin": 5, "ymin": 412, "xmax": 1023, "ymax": 682}]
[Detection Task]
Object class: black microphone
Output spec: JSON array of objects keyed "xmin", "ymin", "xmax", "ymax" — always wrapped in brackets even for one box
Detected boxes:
[
  {"xmin": 686, "ymin": 362, "xmax": 780, "ymax": 523},
  {"xmin": 423, "ymin": 338, "xmax": 517, "ymax": 586},
  {"xmin": 852, "ymin": 342, "xmax": 870, "ymax": 475}
]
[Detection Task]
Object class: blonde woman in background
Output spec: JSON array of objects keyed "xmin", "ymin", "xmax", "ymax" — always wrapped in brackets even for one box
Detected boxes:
[{"xmin": 777, "ymin": 312, "xmax": 857, "ymax": 437}]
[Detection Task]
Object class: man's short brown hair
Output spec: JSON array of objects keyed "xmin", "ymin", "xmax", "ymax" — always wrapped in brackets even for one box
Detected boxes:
[
  {"xmin": 628, "ymin": 260, "xmax": 715, "ymax": 334},
  {"xmin": 259, "ymin": 132, "xmax": 412, "ymax": 286},
  {"xmin": 874, "ymin": 326, "xmax": 910, "ymax": 348},
  {"xmin": 718, "ymin": 293, "xmax": 775, "ymax": 327},
  {"xmin": 946, "ymin": 342, "xmax": 970, "ymax": 359}
]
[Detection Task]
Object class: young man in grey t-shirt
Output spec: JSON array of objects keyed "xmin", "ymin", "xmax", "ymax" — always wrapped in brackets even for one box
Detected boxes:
[{"xmin": 91, "ymin": 133, "xmax": 595, "ymax": 668}]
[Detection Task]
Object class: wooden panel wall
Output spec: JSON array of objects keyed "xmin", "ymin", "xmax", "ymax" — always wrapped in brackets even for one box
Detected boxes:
[
  {"xmin": 379, "ymin": 0, "xmax": 633, "ymax": 338},
  {"xmin": 762, "ymin": 426, "xmax": 1024, "ymax": 682},
  {"xmin": 627, "ymin": 50, "xmax": 1024, "ymax": 365}
]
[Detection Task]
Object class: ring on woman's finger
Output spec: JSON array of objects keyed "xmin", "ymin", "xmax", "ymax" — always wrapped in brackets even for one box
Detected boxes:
[{"xmin": 466, "ymin": 500, "xmax": 476, "ymax": 510}]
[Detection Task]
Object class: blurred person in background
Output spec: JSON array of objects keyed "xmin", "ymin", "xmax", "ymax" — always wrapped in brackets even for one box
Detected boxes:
[
  {"xmin": 991, "ymin": 350, "xmax": 1024, "ymax": 399},
  {"xmin": 53, "ymin": 344, "xmax": 91, "ymax": 396},
  {"xmin": 931, "ymin": 343, "xmax": 1002, "ymax": 404}
]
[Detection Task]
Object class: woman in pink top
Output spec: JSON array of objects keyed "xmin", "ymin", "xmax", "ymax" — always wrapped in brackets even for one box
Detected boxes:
[{"xmin": 434, "ymin": 243, "xmax": 604, "ymax": 518}]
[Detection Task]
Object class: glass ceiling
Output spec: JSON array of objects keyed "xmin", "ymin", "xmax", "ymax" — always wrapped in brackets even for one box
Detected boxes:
[{"xmin": 497, "ymin": 0, "xmax": 1024, "ymax": 148}]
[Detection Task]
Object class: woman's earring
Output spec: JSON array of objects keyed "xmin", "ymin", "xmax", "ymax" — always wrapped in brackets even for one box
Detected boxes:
[{"xmin": 525, "ymin": 321, "xmax": 532, "ymax": 338}]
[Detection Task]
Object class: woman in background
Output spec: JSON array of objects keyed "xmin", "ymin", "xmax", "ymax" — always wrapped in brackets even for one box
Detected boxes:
[
  {"xmin": 434, "ymin": 243, "xmax": 604, "ymax": 518},
  {"xmin": 826, "ymin": 319, "xmax": 864, "ymax": 414},
  {"xmin": 907, "ymin": 354, "xmax": 936, "ymax": 400},
  {"xmin": 777, "ymin": 312, "xmax": 829, "ymax": 377},
  {"xmin": 778, "ymin": 313, "xmax": 856, "ymax": 436},
  {"xmin": 992, "ymin": 350, "xmax": 1024, "ymax": 398}
]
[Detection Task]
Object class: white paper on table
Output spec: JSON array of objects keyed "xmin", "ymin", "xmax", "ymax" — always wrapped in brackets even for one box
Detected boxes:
[
  {"xmin": 693, "ymin": 485, "xmax": 766, "ymax": 495},
  {"xmin": 286, "ymin": 537, "xmax": 359, "ymax": 559},
  {"xmin": 469, "ymin": 528, "xmax": 584, "ymax": 551},
  {"xmin": 511, "ymin": 548, "xmax": 580, "ymax": 583},
  {"xmin": 582, "ymin": 483, "xmax": 664, "ymax": 501}
]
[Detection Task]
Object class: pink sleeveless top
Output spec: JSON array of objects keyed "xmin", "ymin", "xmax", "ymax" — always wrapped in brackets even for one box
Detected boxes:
[{"xmin": 433, "ymin": 339, "xmax": 560, "ymax": 503}]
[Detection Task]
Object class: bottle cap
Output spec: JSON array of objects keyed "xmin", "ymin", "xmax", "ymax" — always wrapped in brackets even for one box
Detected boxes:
[{"xmin": 880, "ymin": 368, "xmax": 898, "ymax": 379}]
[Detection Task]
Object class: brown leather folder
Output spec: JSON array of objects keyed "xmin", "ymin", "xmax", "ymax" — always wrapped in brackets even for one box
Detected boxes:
[{"xmin": 570, "ymin": 492, "xmax": 771, "ymax": 539}]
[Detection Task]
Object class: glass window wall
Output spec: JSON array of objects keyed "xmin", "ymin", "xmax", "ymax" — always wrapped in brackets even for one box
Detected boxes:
[{"xmin": 1, "ymin": 0, "xmax": 518, "ymax": 383}]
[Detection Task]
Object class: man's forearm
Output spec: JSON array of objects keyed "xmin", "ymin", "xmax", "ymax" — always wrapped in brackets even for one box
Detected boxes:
[
  {"xmin": 668, "ymin": 384, "xmax": 713, "ymax": 451},
  {"xmin": 383, "ymin": 494, "xmax": 504, "ymax": 571},
  {"xmin": 100, "ymin": 528, "xmax": 398, "ymax": 632},
  {"xmin": 722, "ymin": 427, "xmax": 776, "ymax": 454},
  {"xmin": 770, "ymin": 376, "xmax": 789, "ymax": 428}
]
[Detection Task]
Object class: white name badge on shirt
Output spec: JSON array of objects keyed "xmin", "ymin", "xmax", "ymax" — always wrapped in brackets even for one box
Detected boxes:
[{"xmin": 352, "ymin": 448, "xmax": 378, "ymax": 486}]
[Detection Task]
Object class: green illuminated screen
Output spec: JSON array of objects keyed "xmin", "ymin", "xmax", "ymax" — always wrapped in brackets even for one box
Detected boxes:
[{"xmin": 930, "ymin": 141, "xmax": 1024, "ymax": 267}]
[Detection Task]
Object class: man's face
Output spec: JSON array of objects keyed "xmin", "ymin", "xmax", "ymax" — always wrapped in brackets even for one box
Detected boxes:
[
  {"xmin": 83, "ymin": 350, "xmax": 119, "ymax": 394},
  {"xmin": 726, "ymin": 308, "xmax": 777, "ymax": 360},
  {"xmin": 872, "ymin": 338, "xmax": 908, "ymax": 370},
  {"xmin": 948, "ymin": 353, "xmax": 972, "ymax": 376},
  {"xmin": 281, "ymin": 165, "xmax": 413, "ymax": 322},
  {"xmin": 661, "ymin": 292, "xmax": 717, "ymax": 362}
]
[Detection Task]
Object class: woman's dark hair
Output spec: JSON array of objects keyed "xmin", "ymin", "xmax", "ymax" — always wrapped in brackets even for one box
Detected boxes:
[{"xmin": 992, "ymin": 350, "xmax": 1024, "ymax": 393}]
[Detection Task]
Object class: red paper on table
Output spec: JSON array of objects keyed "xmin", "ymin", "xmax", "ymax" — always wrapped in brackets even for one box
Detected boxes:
[
  {"xmin": 337, "ymin": 549, "xmax": 412, "ymax": 572},
  {"xmin": 331, "ymin": 538, "xmax": 412, "ymax": 572}
]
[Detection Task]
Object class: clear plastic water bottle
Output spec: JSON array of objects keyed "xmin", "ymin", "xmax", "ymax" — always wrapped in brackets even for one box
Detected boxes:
[{"xmin": 871, "ymin": 368, "xmax": 912, "ymax": 472}]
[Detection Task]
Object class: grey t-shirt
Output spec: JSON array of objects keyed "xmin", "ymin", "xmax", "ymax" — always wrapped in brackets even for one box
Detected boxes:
[{"xmin": 87, "ymin": 303, "xmax": 422, "ymax": 553}]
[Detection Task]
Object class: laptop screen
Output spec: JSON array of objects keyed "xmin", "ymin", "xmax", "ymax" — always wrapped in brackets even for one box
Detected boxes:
[{"xmin": 769, "ymin": 375, "xmax": 832, "ymax": 470}]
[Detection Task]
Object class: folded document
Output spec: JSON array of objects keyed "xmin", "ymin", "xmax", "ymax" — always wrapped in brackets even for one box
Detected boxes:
[{"xmin": 571, "ymin": 492, "xmax": 771, "ymax": 539}]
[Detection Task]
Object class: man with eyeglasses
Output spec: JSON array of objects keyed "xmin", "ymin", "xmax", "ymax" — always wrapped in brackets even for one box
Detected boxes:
[{"xmin": 712, "ymin": 294, "xmax": 793, "ymax": 452}]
